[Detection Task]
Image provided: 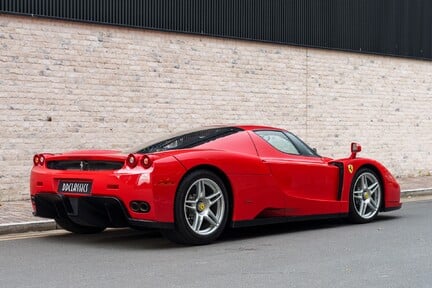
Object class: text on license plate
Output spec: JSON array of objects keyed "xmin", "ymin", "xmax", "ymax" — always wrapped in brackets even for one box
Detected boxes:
[{"xmin": 58, "ymin": 181, "xmax": 92, "ymax": 194}]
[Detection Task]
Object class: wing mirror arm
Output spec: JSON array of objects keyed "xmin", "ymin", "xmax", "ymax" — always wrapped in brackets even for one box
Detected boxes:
[{"xmin": 350, "ymin": 142, "xmax": 362, "ymax": 159}]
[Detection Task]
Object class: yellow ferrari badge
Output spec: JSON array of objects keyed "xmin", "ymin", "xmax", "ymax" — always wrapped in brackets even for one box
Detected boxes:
[
  {"xmin": 348, "ymin": 164, "xmax": 354, "ymax": 174},
  {"xmin": 197, "ymin": 202, "xmax": 206, "ymax": 212}
]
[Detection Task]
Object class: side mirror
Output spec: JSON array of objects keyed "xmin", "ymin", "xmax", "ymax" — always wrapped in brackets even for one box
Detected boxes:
[{"xmin": 350, "ymin": 142, "xmax": 362, "ymax": 159}]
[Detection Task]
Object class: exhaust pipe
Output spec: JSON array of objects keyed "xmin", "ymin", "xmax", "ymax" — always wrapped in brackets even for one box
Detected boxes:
[
  {"xmin": 130, "ymin": 201, "xmax": 140, "ymax": 212},
  {"xmin": 138, "ymin": 202, "xmax": 150, "ymax": 213},
  {"xmin": 130, "ymin": 201, "xmax": 150, "ymax": 213}
]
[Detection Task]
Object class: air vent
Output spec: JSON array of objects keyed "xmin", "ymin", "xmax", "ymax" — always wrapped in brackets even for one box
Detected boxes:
[{"xmin": 46, "ymin": 160, "xmax": 124, "ymax": 171}]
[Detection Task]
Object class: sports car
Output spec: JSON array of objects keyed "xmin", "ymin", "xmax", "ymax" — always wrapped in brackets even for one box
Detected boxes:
[{"xmin": 30, "ymin": 125, "xmax": 401, "ymax": 244}]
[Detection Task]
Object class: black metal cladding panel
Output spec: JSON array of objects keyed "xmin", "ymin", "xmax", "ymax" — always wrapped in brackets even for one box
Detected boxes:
[{"xmin": 0, "ymin": 0, "xmax": 431, "ymax": 60}]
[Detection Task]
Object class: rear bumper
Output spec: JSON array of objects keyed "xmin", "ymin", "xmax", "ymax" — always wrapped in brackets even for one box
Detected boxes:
[{"xmin": 32, "ymin": 193, "xmax": 173, "ymax": 230}]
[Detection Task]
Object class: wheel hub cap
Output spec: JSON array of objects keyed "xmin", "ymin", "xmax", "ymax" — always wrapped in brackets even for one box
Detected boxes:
[
  {"xmin": 363, "ymin": 191, "xmax": 370, "ymax": 200},
  {"xmin": 197, "ymin": 201, "xmax": 206, "ymax": 212}
]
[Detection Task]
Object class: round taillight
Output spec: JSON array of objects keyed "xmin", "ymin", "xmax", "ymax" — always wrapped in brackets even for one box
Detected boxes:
[
  {"xmin": 141, "ymin": 155, "xmax": 152, "ymax": 169},
  {"xmin": 33, "ymin": 155, "xmax": 40, "ymax": 166},
  {"xmin": 126, "ymin": 154, "xmax": 137, "ymax": 168},
  {"xmin": 39, "ymin": 155, "xmax": 45, "ymax": 164}
]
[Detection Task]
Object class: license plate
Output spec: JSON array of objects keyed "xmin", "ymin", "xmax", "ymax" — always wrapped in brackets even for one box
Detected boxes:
[{"xmin": 58, "ymin": 181, "xmax": 92, "ymax": 194}]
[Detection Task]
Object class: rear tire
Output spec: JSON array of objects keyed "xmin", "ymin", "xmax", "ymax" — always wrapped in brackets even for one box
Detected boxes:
[
  {"xmin": 55, "ymin": 217, "xmax": 106, "ymax": 234},
  {"xmin": 349, "ymin": 168, "xmax": 382, "ymax": 223},
  {"xmin": 162, "ymin": 170, "xmax": 229, "ymax": 245}
]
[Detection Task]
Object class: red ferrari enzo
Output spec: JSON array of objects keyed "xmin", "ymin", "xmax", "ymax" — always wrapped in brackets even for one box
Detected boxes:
[{"xmin": 30, "ymin": 125, "xmax": 401, "ymax": 244}]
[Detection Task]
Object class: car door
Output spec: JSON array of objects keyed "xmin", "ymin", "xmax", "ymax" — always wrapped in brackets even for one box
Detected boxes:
[{"xmin": 248, "ymin": 130, "xmax": 342, "ymax": 216}]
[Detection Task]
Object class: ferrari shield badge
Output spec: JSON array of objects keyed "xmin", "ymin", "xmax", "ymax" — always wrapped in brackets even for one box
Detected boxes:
[{"xmin": 348, "ymin": 164, "xmax": 354, "ymax": 174}]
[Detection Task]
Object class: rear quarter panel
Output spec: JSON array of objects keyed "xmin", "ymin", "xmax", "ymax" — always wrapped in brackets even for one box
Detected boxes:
[
  {"xmin": 174, "ymin": 149, "xmax": 285, "ymax": 221},
  {"xmin": 171, "ymin": 130, "xmax": 289, "ymax": 221}
]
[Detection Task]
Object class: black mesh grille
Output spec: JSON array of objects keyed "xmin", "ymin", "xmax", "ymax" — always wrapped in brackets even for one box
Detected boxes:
[
  {"xmin": 46, "ymin": 160, "xmax": 124, "ymax": 171},
  {"xmin": 0, "ymin": 0, "xmax": 431, "ymax": 60}
]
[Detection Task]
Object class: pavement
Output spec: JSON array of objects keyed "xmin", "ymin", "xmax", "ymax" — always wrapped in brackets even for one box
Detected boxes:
[{"xmin": 0, "ymin": 175, "xmax": 431, "ymax": 235}]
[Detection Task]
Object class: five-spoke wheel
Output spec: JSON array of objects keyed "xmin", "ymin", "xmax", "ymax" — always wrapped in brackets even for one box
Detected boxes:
[
  {"xmin": 349, "ymin": 168, "xmax": 382, "ymax": 223},
  {"xmin": 184, "ymin": 178, "xmax": 226, "ymax": 236},
  {"xmin": 161, "ymin": 170, "xmax": 229, "ymax": 245}
]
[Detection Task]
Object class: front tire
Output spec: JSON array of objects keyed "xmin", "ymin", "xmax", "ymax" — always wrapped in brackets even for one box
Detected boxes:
[
  {"xmin": 162, "ymin": 170, "xmax": 229, "ymax": 245},
  {"xmin": 349, "ymin": 168, "xmax": 382, "ymax": 223},
  {"xmin": 55, "ymin": 217, "xmax": 106, "ymax": 234}
]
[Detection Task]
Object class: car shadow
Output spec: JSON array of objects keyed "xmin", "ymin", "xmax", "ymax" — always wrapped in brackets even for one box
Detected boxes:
[
  {"xmin": 222, "ymin": 218, "xmax": 342, "ymax": 242},
  {"xmin": 42, "ymin": 228, "xmax": 179, "ymax": 249},
  {"xmin": 221, "ymin": 214, "xmax": 401, "ymax": 241},
  {"xmin": 41, "ymin": 214, "xmax": 401, "ymax": 249}
]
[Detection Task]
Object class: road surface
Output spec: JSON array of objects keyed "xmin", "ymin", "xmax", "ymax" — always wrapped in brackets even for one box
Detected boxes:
[{"xmin": 1, "ymin": 200, "xmax": 431, "ymax": 288}]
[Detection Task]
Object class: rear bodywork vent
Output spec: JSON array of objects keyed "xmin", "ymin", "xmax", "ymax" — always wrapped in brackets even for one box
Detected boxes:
[{"xmin": 46, "ymin": 160, "xmax": 124, "ymax": 171}]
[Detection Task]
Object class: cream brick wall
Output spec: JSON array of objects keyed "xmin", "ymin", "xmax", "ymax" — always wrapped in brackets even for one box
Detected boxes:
[{"xmin": 0, "ymin": 14, "xmax": 431, "ymax": 201}]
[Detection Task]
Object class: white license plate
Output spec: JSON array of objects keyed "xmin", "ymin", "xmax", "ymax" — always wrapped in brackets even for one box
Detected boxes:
[{"xmin": 58, "ymin": 181, "xmax": 92, "ymax": 194}]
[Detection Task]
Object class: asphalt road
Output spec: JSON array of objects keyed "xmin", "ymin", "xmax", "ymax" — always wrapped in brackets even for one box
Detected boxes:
[{"xmin": 1, "ymin": 200, "xmax": 431, "ymax": 288}]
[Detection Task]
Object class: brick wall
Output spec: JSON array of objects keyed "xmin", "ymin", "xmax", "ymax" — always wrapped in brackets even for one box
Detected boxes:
[{"xmin": 0, "ymin": 14, "xmax": 431, "ymax": 201}]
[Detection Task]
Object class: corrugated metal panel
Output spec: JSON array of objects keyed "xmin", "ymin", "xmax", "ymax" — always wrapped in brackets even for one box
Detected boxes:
[{"xmin": 0, "ymin": 0, "xmax": 430, "ymax": 60}]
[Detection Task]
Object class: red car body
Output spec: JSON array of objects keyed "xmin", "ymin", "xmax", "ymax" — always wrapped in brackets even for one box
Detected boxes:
[{"xmin": 30, "ymin": 125, "xmax": 401, "ymax": 243}]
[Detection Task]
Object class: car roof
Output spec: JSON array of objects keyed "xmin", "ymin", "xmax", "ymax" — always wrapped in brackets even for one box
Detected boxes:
[
  {"xmin": 234, "ymin": 125, "xmax": 285, "ymax": 131},
  {"xmin": 183, "ymin": 125, "xmax": 286, "ymax": 132},
  {"xmin": 169, "ymin": 124, "xmax": 287, "ymax": 135}
]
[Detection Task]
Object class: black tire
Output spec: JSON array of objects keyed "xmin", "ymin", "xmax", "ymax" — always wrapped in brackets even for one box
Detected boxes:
[
  {"xmin": 55, "ymin": 217, "xmax": 106, "ymax": 234},
  {"xmin": 162, "ymin": 170, "xmax": 229, "ymax": 245},
  {"xmin": 349, "ymin": 168, "xmax": 382, "ymax": 223}
]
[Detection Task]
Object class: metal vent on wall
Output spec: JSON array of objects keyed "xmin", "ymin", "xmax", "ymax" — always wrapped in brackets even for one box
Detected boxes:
[{"xmin": 0, "ymin": 0, "xmax": 431, "ymax": 60}]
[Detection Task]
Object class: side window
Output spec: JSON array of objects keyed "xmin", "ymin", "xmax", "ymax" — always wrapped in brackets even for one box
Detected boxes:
[
  {"xmin": 284, "ymin": 132, "xmax": 319, "ymax": 157},
  {"xmin": 255, "ymin": 130, "xmax": 300, "ymax": 155}
]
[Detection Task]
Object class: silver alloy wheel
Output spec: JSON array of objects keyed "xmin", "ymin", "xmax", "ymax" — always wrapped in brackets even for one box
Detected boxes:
[
  {"xmin": 183, "ymin": 178, "xmax": 225, "ymax": 236},
  {"xmin": 352, "ymin": 172, "xmax": 381, "ymax": 219}
]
